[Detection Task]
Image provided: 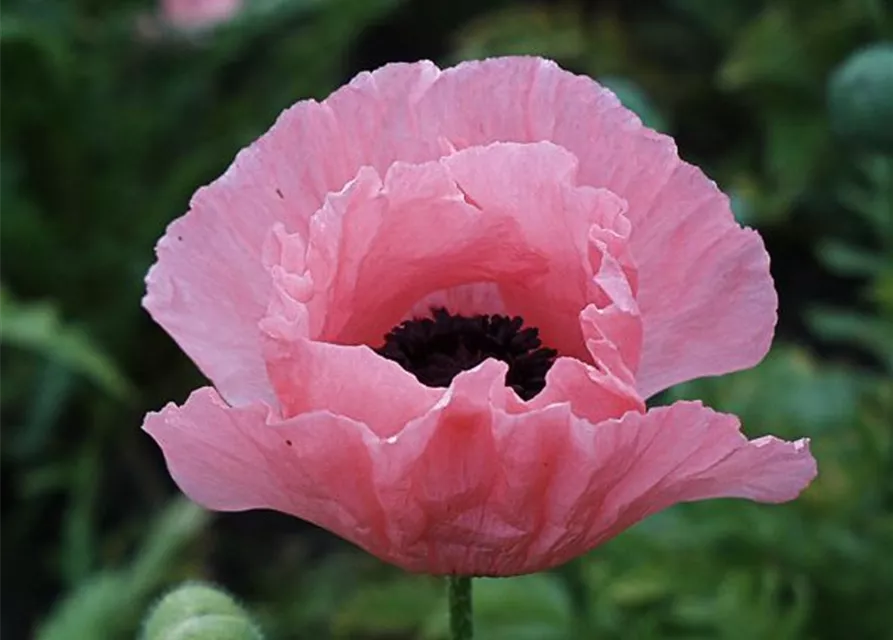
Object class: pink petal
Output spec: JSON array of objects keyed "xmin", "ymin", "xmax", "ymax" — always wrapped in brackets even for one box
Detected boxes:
[
  {"xmin": 148, "ymin": 57, "xmax": 776, "ymax": 403},
  {"xmin": 373, "ymin": 360, "xmax": 516, "ymax": 574},
  {"xmin": 143, "ymin": 62, "xmax": 441, "ymax": 405},
  {"xmin": 488, "ymin": 403, "xmax": 816, "ymax": 572},
  {"xmin": 551, "ymin": 401, "xmax": 816, "ymax": 558},
  {"xmin": 513, "ymin": 357, "xmax": 643, "ymax": 424},
  {"xmin": 144, "ymin": 382, "xmax": 815, "ymax": 577},
  {"xmin": 414, "ymin": 57, "xmax": 777, "ymax": 396},
  {"xmin": 161, "ymin": 0, "xmax": 242, "ymax": 30},
  {"xmin": 286, "ymin": 158, "xmax": 550, "ymax": 345},
  {"xmin": 374, "ymin": 379, "xmax": 814, "ymax": 575},
  {"xmin": 263, "ymin": 337, "xmax": 443, "ymax": 438},
  {"xmin": 404, "ymin": 283, "xmax": 508, "ymax": 321},
  {"xmin": 439, "ymin": 142, "xmax": 637, "ymax": 361},
  {"xmin": 265, "ymin": 141, "xmax": 638, "ymax": 367},
  {"xmin": 142, "ymin": 387, "xmax": 390, "ymax": 556}
]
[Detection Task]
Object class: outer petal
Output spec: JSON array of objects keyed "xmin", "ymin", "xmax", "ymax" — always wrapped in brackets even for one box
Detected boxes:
[
  {"xmin": 372, "ymin": 359, "xmax": 534, "ymax": 575},
  {"xmin": 562, "ymin": 401, "xmax": 817, "ymax": 554},
  {"xmin": 414, "ymin": 57, "xmax": 778, "ymax": 397},
  {"xmin": 373, "ymin": 383, "xmax": 814, "ymax": 575},
  {"xmin": 144, "ymin": 385, "xmax": 814, "ymax": 577},
  {"xmin": 146, "ymin": 56, "xmax": 772, "ymax": 404},
  {"xmin": 143, "ymin": 62, "xmax": 442, "ymax": 405},
  {"xmin": 143, "ymin": 387, "xmax": 391, "ymax": 558}
]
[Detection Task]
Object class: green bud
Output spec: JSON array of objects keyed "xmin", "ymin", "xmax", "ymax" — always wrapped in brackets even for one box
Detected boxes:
[
  {"xmin": 142, "ymin": 582, "xmax": 263, "ymax": 640},
  {"xmin": 156, "ymin": 615, "xmax": 264, "ymax": 640},
  {"xmin": 827, "ymin": 43, "xmax": 893, "ymax": 153}
]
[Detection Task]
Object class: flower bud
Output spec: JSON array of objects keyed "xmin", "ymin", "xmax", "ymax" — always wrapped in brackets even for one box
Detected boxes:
[
  {"xmin": 828, "ymin": 43, "xmax": 893, "ymax": 152},
  {"xmin": 142, "ymin": 582, "xmax": 263, "ymax": 640}
]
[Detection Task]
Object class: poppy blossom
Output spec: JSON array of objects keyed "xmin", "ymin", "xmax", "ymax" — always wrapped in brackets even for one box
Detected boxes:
[{"xmin": 143, "ymin": 57, "xmax": 816, "ymax": 576}]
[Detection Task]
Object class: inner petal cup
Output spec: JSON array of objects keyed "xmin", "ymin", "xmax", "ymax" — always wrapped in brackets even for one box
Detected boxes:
[{"xmin": 263, "ymin": 142, "xmax": 641, "ymax": 363}]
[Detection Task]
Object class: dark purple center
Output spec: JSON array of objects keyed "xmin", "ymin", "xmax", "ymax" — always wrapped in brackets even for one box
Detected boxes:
[{"xmin": 375, "ymin": 307, "xmax": 557, "ymax": 400}]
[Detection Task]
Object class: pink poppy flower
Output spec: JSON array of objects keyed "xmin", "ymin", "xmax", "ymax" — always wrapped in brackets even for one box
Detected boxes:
[{"xmin": 143, "ymin": 57, "xmax": 817, "ymax": 576}]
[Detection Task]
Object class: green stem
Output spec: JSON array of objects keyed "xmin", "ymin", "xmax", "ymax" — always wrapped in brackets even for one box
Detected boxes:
[{"xmin": 448, "ymin": 576, "xmax": 473, "ymax": 640}]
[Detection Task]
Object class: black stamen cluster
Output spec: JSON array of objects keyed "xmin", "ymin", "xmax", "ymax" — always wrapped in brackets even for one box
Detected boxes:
[{"xmin": 375, "ymin": 308, "xmax": 558, "ymax": 400}]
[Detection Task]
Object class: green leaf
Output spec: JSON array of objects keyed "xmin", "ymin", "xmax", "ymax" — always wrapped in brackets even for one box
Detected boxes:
[
  {"xmin": 667, "ymin": 0, "xmax": 757, "ymax": 39},
  {"xmin": 837, "ymin": 155, "xmax": 893, "ymax": 242},
  {"xmin": 720, "ymin": 7, "xmax": 815, "ymax": 90},
  {"xmin": 808, "ymin": 308, "xmax": 893, "ymax": 371},
  {"xmin": 817, "ymin": 240, "xmax": 888, "ymax": 277},
  {"xmin": 129, "ymin": 500, "xmax": 212, "ymax": 591},
  {"xmin": 0, "ymin": 288, "xmax": 134, "ymax": 400},
  {"xmin": 763, "ymin": 109, "xmax": 828, "ymax": 204},
  {"xmin": 37, "ymin": 573, "xmax": 141, "ymax": 640}
]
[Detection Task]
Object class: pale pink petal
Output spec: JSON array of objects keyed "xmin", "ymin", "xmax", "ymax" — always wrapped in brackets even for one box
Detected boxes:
[
  {"xmin": 161, "ymin": 0, "xmax": 242, "ymax": 30},
  {"xmin": 144, "ymin": 383, "xmax": 814, "ymax": 577},
  {"xmin": 372, "ymin": 359, "xmax": 522, "ymax": 574},
  {"xmin": 148, "ymin": 57, "xmax": 776, "ymax": 403},
  {"xmin": 414, "ymin": 57, "xmax": 777, "ymax": 396},
  {"xmin": 262, "ymin": 337, "xmax": 443, "ymax": 438},
  {"xmin": 287, "ymin": 159, "xmax": 549, "ymax": 345},
  {"xmin": 512, "ymin": 357, "xmax": 643, "ymax": 424},
  {"xmin": 372, "ymin": 384, "xmax": 813, "ymax": 575},
  {"xmin": 579, "ymin": 303, "xmax": 642, "ymax": 387},
  {"xmin": 142, "ymin": 387, "xmax": 390, "ymax": 556},
  {"xmin": 268, "ymin": 142, "xmax": 638, "ymax": 365},
  {"xmin": 404, "ymin": 283, "xmax": 508, "ymax": 320},
  {"xmin": 543, "ymin": 401, "xmax": 816, "ymax": 562},
  {"xmin": 144, "ymin": 224, "xmax": 275, "ymax": 405},
  {"xmin": 439, "ymin": 142, "xmax": 637, "ymax": 361},
  {"xmin": 143, "ymin": 63, "xmax": 441, "ymax": 405}
]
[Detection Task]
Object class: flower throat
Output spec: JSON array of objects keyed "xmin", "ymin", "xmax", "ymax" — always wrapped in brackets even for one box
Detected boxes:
[{"xmin": 375, "ymin": 307, "xmax": 558, "ymax": 400}]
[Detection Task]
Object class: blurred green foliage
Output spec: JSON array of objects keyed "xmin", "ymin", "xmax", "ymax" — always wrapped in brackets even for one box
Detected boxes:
[{"xmin": 1, "ymin": 0, "xmax": 891, "ymax": 639}]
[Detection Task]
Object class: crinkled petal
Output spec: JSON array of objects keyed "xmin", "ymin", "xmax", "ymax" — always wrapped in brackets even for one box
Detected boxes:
[
  {"xmin": 268, "ymin": 142, "xmax": 636, "ymax": 365},
  {"xmin": 371, "ymin": 380, "xmax": 813, "ymax": 575},
  {"xmin": 439, "ymin": 142, "xmax": 635, "ymax": 360},
  {"xmin": 372, "ymin": 359, "xmax": 524, "ymax": 574},
  {"xmin": 143, "ymin": 62, "xmax": 442, "ymax": 405},
  {"xmin": 142, "ymin": 387, "xmax": 392, "ymax": 556},
  {"xmin": 512, "ymin": 357, "xmax": 643, "ymax": 424},
  {"xmin": 143, "ymin": 385, "xmax": 815, "ymax": 577},
  {"xmin": 147, "ymin": 57, "xmax": 770, "ymax": 403},
  {"xmin": 262, "ymin": 337, "xmax": 443, "ymax": 437},
  {"xmin": 264, "ymin": 157, "xmax": 548, "ymax": 345},
  {"xmin": 413, "ymin": 56, "xmax": 777, "ymax": 396},
  {"xmin": 549, "ymin": 400, "xmax": 816, "ymax": 559}
]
